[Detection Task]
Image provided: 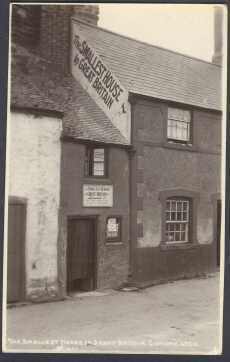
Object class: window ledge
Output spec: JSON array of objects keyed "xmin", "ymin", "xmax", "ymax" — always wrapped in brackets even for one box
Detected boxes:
[
  {"xmin": 163, "ymin": 141, "xmax": 197, "ymax": 152},
  {"xmin": 106, "ymin": 242, "xmax": 123, "ymax": 246},
  {"xmin": 84, "ymin": 177, "xmax": 111, "ymax": 183},
  {"xmin": 160, "ymin": 242, "xmax": 199, "ymax": 251}
]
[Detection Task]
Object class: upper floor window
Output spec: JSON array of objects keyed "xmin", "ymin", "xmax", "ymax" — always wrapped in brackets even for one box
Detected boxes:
[
  {"xmin": 167, "ymin": 107, "xmax": 191, "ymax": 143},
  {"xmin": 165, "ymin": 198, "xmax": 191, "ymax": 243},
  {"xmin": 85, "ymin": 146, "xmax": 107, "ymax": 177}
]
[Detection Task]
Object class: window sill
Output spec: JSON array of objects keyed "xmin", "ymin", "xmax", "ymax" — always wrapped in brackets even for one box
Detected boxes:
[
  {"xmin": 106, "ymin": 242, "xmax": 123, "ymax": 246},
  {"xmin": 84, "ymin": 177, "xmax": 111, "ymax": 183},
  {"xmin": 160, "ymin": 242, "xmax": 199, "ymax": 251},
  {"xmin": 163, "ymin": 141, "xmax": 197, "ymax": 152}
]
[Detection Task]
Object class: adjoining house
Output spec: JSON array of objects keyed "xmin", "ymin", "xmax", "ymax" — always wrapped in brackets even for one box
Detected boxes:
[{"xmin": 6, "ymin": 4, "xmax": 222, "ymax": 303}]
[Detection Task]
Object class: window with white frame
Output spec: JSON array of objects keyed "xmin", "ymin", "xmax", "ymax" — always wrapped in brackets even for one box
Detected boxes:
[
  {"xmin": 165, "ymin": 198, "xmax": 190, "ymax": 243},
  {"xmin": 106, "ymin": 217, "xmax": 121, "ymax": 242},
  {"xmin": 167, "ymin": 107, "xmax": 191, "ymax": 143},
  {"xmin": 85, "ymin": 146, "xmax": 107, "ymax": 177}
]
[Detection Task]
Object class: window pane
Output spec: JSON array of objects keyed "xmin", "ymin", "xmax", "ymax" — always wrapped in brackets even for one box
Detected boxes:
[
  {"xmin": 107, "ymin": 217, "xmax": 120, "ymax": 240},
  {"xmin": 177, "ymin": 125, "xmax": 183, "ymax": 140},
  {"xmin": 93, "ymin": 162, "xmax": 104, "ymax": 176},
  {"xmin": 183, "ymin": 201, "xmax": 188, "ymax": 211},
  {"xmin": 167, "ymin": 232, "xmax": 174, "ymax": 242},
  {"xmin": 181, "ymin": 128, "xmax": 187, "ymax": 141},
  {"xmin": 171, "ymin": 201, "xmax": 176, "ymax": 211},
  {"xmin": 181, "ymin": 224, "xmax": 186, "ymax": 231},
  {"xmin": 92, "ymin": 148, "xmax": 105, "ymax": 176},
  {"xmin": 182, "ymin": 212, "xmax": 187, "ymax": 221},
  {"xmin": 167, "ymin": 108, "xmax": 191, "ymax": 142},
  {"xmin": 169, "ymin": 223, "xmax": 174, "ymax": 231},
  {"xmin": 93, "ymin": 148, "xmax": 104, "ymax": 162},
  {"xmin": 171, "ymin": 212, "xmax": 176, "ymax": 221},
  {"xmin": 175, "ymin": 232, "xmax": 180, "ymax": 241},
  {"xmin": 165, "ymin": 198, "xmax": 190, "ymax": 243},
  {"xmin": 183, "ymin": 110, "xmax": 191, "ymax": 122},
  {"xmin": 166, "ymin": 212, "xmax": 170, "ymax": 221},
  {"xmin": 86, "ymin": 147, "xmax": 106, "ymax": 177}
]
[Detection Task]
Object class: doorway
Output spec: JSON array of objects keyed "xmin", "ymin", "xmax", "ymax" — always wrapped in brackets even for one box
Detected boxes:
[
  {"xmin": 7, "ymin": 199, "xmax": 26, "ymax": 303},
  {"xmin": 67, "ymin": 217, "xmax": 97, "ymax": 294},
  {"xmin": 216, "ymin": 200, "xmax": 221, "ymax": 267}
]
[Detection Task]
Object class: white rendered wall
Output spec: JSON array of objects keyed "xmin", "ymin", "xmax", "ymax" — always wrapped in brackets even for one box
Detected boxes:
[{"xmin": 8, "ymin": 111, "xmax": 62, "ymax": 299}]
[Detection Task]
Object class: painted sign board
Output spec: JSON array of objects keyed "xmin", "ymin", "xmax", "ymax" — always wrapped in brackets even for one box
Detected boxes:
[
  {"xmin": 71, "ymin": 20, "xmax": 131, "ymax": 142},
  {"xmin": 83, "ymin": 184, "xmax": 113, "ymax": 207}
]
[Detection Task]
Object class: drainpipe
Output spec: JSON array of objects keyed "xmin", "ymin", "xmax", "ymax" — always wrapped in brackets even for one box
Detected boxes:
[{"xmin": 127, "ymin": 94, "xmax": 138, "ymax": 285}]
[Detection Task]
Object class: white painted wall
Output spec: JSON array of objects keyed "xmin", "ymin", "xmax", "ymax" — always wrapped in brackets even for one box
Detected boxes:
[{"xmin": 8, "ymin": 112, "xmax": 62, "ymax": 297}]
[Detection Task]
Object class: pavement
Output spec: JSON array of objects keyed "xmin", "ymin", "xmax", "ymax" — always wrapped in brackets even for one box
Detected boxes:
[{"xmin": 3, "ymin": 273, "xmax": 222, "ymax": 354}]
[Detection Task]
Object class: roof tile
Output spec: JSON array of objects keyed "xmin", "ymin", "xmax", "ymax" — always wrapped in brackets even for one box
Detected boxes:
[
  {"xmin": 74, "ymin": 20, "xmax": 221, "ymax": 111},
  {"xmin": 11, "ymin": 44, "xmax": 129, "ymax": 146}
]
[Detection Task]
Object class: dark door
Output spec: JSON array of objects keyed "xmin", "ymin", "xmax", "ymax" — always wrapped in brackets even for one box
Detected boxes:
[
  {"xmin": 216, "ymin": 200, "xmax": 221, "ymax": 267},
  {"xmin": 7, "ymin": 201, "xmax": 26, "ymax": 302},
  {"xmin": 67, "ymin": 218, "xmax": 96, "ymax": 293}
]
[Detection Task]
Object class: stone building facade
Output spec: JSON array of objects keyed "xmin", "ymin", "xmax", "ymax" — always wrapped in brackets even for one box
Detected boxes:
[
  {"xmin": 6, "ymin": 4, "xmax": 223, "ymax": 302},
  {"xmin": 129, "ymin": 96, "xmax": 221, "ymax": 286}
]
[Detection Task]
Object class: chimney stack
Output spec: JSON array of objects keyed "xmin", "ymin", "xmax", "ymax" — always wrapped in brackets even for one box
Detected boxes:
[
  {"xmin": 12, "ymin": 4, "xmax": 100, "ymax": 72},
  {"xmin": 73, "ymin": 4, "xmax": 99, "ymax": 26},
  {"xmin": 39, "ymin": 4, "xmax": 99, "ymax": 72},
  {"xmin": 212, "ymin": 6, "xmax": 223, "ymax": 66}
]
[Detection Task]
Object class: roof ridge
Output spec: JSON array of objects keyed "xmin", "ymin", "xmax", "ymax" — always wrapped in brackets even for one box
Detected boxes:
[{"xmin": 72, "ymin": 17, "xmax": 221, "ymax": 68}]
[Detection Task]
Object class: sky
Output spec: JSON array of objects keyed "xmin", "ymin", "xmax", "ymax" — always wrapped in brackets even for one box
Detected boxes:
[{"xmin": 98, "ymin": 4, "xmax": 217, "ymax": 62}]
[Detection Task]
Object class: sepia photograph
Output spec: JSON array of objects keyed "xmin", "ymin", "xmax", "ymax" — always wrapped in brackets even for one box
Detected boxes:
[{"xmin": 1, "ymin": 2, "xmax": 227, "ymax": 355}]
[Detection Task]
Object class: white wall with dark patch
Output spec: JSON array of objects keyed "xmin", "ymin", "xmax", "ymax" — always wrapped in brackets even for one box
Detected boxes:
[{"xmin": 8, "ymin": 111, "xmax": 62, "ymax": 300}]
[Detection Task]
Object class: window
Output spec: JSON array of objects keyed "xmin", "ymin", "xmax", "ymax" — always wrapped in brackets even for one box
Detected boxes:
[
  {"xmin": 167, "ymin": 107, "xmax": 191, "ymax": 143},
  {"xmin": 85, "ymin": 147, "xmax": 107, "ymax": 177},
  {"xmin": 106, "ymin": 217, "xmax": 121, "ymax": 242},
  {"xmin": 159, "ymin": 190, "xmax": 199, "ymax": 247},
  {"xmin": 165, "ymin": 198, "xmax": 190, "ymax": 243}
]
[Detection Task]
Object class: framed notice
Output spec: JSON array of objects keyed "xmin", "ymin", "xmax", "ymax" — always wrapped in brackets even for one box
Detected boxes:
[{"xmin": 83, "ymin": 184, "xmax": 113, "ymax": 207}]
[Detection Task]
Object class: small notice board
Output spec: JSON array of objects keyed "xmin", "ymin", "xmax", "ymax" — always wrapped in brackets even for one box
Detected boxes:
[{"xmin": 83, "ymin": 184, "xmax": 113, "ymax": 207}]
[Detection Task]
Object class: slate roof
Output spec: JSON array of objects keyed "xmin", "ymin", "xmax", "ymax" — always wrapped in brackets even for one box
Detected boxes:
[
  {"xmin": 11, "ymin": 19, "xmax": 222, "ymax": 146},
  {"xmin": 10, "ymin": 44, "xmax": 129, "ymax": 146},
  {"xmin": 73, "ymin": 19, "xmax": 222, "ymax": 111},
  {"xmin": 63, "ymin": 86, "xmax": 129, "ymax": 145}
]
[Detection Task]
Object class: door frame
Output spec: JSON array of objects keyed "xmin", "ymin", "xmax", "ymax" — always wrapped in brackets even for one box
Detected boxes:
[
  {"xmin": 8, "ymin": 196, "xmax": 27, "ymax": 302},
  {"xmin": 66, "ymin": 215, "xmax": 98, "ymax": 292}
]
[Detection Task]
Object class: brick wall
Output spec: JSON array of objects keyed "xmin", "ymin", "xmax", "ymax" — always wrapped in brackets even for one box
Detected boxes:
[
  {"xmin": 39, "ymin": 5, "xmax": 73, "ymax": 73},
  {"xmin": 11, "ymin": 5, "xmax": 41, "ymax": 48},
  {"xmin": 39, "ymin": 5, "xmax": 99, "ymax": 72},
  {"xmin": 12, "ymin": 4, "xmax": 99, "ymax": 73}
]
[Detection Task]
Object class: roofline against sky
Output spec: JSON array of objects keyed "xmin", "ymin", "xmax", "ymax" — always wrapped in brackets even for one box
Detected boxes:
[
  {"xmin": 72, "ymin": 17, "xmax": 221, "ymax": 68},
  {"xmin": 128, "ymin": 92, "xmax": 222, "ymax": 113}
]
